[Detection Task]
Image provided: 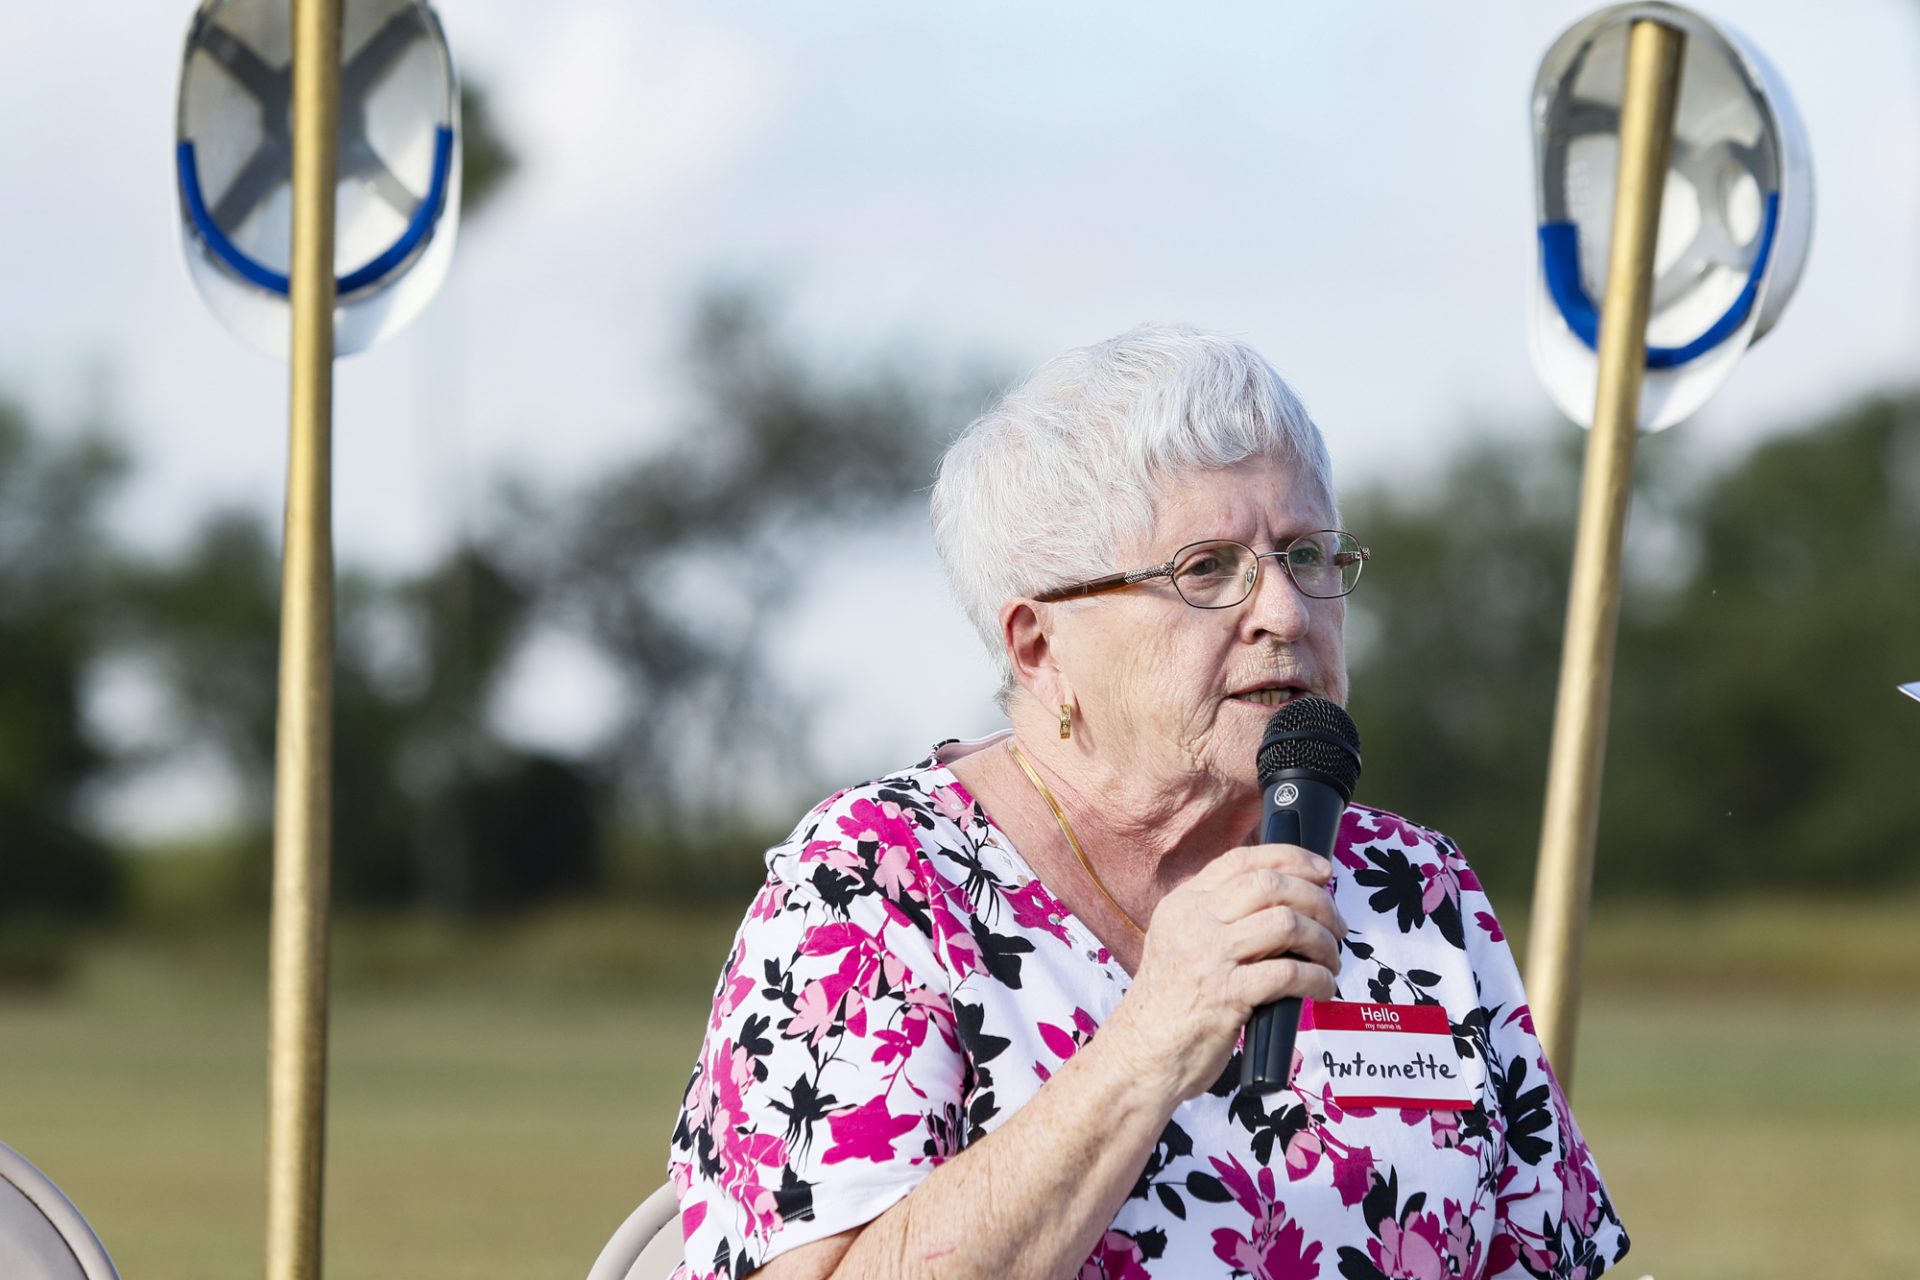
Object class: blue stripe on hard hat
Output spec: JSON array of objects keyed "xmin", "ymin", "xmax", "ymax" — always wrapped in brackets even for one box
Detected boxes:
[
  {"xmin": 1538, "ymin": 191, "xmax": 1780, "ymax": 369},
  {"xmin": 177, "ymin": 125, "xmax": 455, "ymax": 298}
]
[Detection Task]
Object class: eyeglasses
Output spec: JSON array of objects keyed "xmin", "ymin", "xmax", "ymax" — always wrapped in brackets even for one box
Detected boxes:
[{"xmin": 1032, "ymin": 531, "xmax": 1370, "ymax": 608}]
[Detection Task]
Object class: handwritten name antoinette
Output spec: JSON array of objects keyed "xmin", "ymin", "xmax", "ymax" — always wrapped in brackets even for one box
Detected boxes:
[{"xmin": 1321, "ymin": 1050, "xmax": 1458, "ymax": 1081}]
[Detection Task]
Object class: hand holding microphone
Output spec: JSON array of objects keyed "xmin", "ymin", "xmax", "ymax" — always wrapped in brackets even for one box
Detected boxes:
[{"xmin": 1100, "ymin": 697, "xmax": 1357, "ymax": 1106}]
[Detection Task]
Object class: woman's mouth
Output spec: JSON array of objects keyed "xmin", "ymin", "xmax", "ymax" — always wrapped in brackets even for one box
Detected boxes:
[{"xmin": 1229, "ymin": 684, "xmax": 1307, "ymax": 708}]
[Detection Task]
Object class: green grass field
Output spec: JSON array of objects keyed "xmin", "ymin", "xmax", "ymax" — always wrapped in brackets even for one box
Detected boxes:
[{"xmin": 3, "ymin": 897, "xmax": 1916, "ymax": 1280}]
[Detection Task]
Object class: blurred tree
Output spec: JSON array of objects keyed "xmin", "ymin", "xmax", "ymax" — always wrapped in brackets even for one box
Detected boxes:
[
  {"xmin": 457, "ymin": 81, "xmax": 518, "ymax": 219},
  {"xmin": 1340, "ymin": 434, "xmax": 1584, "ymax": 901},
  {"xmin": 1607, "ymin": 394, "xmax": 1920, "ymax": 894},
  {"xmin": 118, "ymin": 514, "xmax": 594, "ymax": 913},
  {"xmin": 11, "ymin": 322, "xmax": 1913, "ymax": 922},
  {"xmin": 113, "ymin": 286, "xmax": 975, "ymax": 913},
  {"xmin": 111, "ymin": 512, "xmax": 280, "ymax": 799},
  {"xmin": 535, "ymin": 286, "xmax": 983, "ymax": 867},
  {"xmin": 1344, "ymin": 395, "xmax": 1920, "ymax": 905},
  {"xmin": 0, "ymin": 399, "xmax": 125, "ymax": 927},
  {"xmin": 388, "ymin": 543, "xmax": 603, "ymax": 913}
]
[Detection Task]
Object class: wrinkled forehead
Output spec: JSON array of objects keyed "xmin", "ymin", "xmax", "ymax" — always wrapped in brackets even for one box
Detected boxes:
[{"xmin": 1123, "ymin": 453, "xmax": 1338, "ymax": 561}]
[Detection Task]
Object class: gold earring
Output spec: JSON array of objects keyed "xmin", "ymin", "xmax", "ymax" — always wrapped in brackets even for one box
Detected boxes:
[{"xmin": 1059, "ymin": 704, "xmax": 1072, "ymax": 740}]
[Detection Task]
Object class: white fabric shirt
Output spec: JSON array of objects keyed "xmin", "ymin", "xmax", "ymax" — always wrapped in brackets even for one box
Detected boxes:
[{"xmin": 668, "ymin": 736, "xmax": 1628, "ymax": 1280}]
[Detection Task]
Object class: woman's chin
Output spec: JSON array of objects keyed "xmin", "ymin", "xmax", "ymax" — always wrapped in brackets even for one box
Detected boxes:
[{"xmin": 1209, "ymin": 702, "xmax": 1289, "ymax": 779}]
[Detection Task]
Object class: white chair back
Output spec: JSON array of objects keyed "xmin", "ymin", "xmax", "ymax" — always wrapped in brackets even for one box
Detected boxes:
[
  {"xmin": 0, "ymin": 1141, "xmax": 121, "ymax": 1280},
  {"xmin": 586, "ymin": 1182, "xmax": 682, "ymax": 1280}
]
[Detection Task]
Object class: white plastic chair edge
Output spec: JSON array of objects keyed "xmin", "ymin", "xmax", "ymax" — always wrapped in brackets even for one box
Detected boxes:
[
  {"xmin": 587, "ymin": 1182, "xmax": 681, "ymax": 1280},
  {"xmin": 0, "ymin": 1141, "xmax": 122, "ymax": 1280}
]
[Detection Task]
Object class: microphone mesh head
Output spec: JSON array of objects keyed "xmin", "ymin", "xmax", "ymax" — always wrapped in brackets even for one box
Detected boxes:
[{"xmin": 1257, "ymin": 697, "xmax": 1362, "ymax": 800}]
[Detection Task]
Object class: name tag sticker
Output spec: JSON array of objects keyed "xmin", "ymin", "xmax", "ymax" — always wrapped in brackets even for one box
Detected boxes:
[{"xmin": 1299, "ymin": 1000, "xmax": 1473, "ymax": 1110}]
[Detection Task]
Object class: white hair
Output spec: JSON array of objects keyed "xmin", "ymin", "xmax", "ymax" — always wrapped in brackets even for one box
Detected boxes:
[{"xmin": 931, "ymin": 324, "xmax": 1337, "ymax": 707}]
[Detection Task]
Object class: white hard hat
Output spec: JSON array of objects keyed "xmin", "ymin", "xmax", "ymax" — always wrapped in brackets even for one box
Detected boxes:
[
  {"xmin": 1529, "ymin": 3, "xmax": 1813, "ymax": 431},
  {"xmin": 175, "ymin": 0, "xmax": 461, "ymax": 358}
]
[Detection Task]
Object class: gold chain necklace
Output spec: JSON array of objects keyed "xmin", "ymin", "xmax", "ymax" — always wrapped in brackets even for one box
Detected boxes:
[{"xmin": 1004, "ymin": 739, "xmax": 1146, "ymax": 938}]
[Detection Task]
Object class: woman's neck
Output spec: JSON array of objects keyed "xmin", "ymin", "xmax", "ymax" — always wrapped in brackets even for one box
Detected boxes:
[
  {"xmin": 947, "ymin": 711, "xmax": 1260, "ymax": 963},
  {"xmin": 1022, "ymin": 730, "xmax": 1257, "ymax": 897}
]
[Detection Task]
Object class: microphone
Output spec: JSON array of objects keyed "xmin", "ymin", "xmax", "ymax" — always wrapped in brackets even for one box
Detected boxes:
[{"xmin": 1239, "ymin": 695, "xmax": 1362, "ymax": 1093}]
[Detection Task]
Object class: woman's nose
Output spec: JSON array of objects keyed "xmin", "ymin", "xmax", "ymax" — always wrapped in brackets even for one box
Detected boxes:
[{"xmin": 1243, "ymin": 554, "xmax": 1312, "ymax": 640}]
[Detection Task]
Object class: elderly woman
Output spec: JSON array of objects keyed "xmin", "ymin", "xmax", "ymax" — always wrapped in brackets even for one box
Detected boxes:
[{"xmin": 668, "ymin": 327, "xmax": 1628, "ymax": 1280}]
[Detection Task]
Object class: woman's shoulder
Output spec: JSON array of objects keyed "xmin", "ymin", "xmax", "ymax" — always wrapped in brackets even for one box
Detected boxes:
[
  {"xmin": 1340, "ymin": 803, "xmax": 1463, "ymax": 856},
  {"xmin": 764, "ymin": 750, "xmax": 985, "ymax": 887},
  {"xmin": 1338, "ymin": 802, "xmax": 1480, "ymax": 883},
  {"xmin": 1335, "ymin": 802, "xmax": 1506, "ymax": 952},
  {"xmin": 739, "ymin": 747, "xmax": 1019, "ymax": 996}
]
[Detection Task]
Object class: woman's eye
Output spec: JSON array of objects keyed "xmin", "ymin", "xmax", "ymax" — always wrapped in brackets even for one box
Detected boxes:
[{"xmin": 1181, "ymin": 555, "xmax": 1226, "ymax": 578}]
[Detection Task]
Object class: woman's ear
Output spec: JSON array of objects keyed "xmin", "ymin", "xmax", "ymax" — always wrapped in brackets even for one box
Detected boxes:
[{"xmin": 1000, "ymin": 598, "xmax": 1071, "ymax": 711}]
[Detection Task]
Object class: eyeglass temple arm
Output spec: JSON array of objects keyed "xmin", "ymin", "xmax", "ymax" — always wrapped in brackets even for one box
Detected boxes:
[{"xmin": 1032, "ymin": 563, "xmax": 1172, "ymax": 602}]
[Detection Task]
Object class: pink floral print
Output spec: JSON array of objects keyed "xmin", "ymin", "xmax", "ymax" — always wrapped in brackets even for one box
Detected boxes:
[{"xmin": 667, "ymin": 741, "xmax": 1628, "ymax": 1278}]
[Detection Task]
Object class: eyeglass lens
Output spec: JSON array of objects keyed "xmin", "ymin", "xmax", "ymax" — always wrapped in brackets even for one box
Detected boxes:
[{"xmin": 1169, "ymin": 533, "xmax": 1362, "ymax": 606}]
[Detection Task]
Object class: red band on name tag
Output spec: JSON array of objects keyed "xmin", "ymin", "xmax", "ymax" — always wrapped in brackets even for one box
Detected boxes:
[
  {"xmin": 1301, "ymin": 1000, "xmax": 1450, "ymax": 1035},
  {"xmin": 1299, "ymin": 1000, "xmax": 1472, "ymax": 1110}
]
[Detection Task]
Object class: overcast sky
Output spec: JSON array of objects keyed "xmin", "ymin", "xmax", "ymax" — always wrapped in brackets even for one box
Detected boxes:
[{"xmin": 3, "ymin": 1, "xmax": 1916, "ymax": 829}]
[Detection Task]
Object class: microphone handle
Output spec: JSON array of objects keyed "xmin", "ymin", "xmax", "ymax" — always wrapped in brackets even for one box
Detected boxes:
[{"xmin": 1239, "ymin": 777, "xmax": 1346, "ymax": 1092}]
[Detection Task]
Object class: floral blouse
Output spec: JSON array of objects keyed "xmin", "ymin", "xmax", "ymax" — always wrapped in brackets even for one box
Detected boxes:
[{"xmin": 667, "ymin": 736, "xmax": 1629, "ymax": 1279}]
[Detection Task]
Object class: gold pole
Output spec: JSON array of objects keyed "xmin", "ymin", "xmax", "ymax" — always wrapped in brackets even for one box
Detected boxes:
[
  {"xmin": 1524, "ymin": 18, "xmax": 1685, "ymax": 1094},
  {"xmin": 267, "ymin": 0, "xmax": 341, "ymax": 1278}
]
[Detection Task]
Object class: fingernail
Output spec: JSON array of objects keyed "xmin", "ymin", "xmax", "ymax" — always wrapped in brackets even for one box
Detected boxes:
[{"xmin": 1311, "ymin": 854, "xmax": 1332, "ymax": 876}]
